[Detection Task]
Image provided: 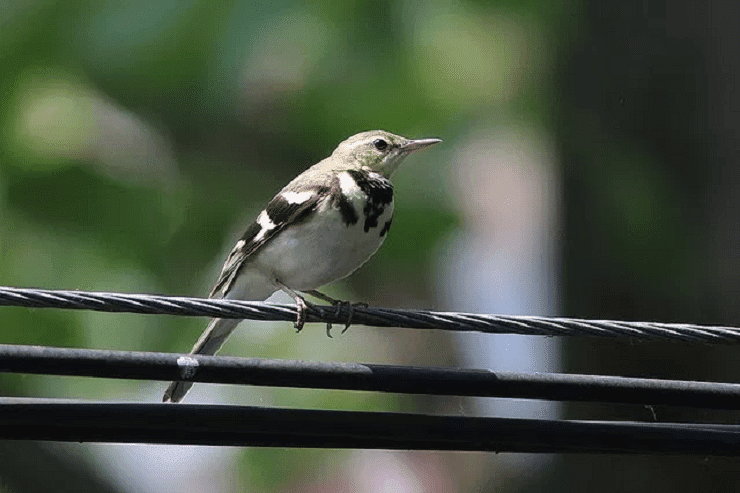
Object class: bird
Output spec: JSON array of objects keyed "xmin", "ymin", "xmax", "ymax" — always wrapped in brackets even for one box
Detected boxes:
[{"xmin": 163, "ymin": 130, "xmax": 442, "ymax": 402}]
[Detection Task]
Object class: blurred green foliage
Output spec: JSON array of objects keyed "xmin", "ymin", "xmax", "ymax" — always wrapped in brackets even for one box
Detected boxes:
[
  {"xmin": 0, "ymin": 0, "xmax": 583, "ymax": 491},
  {"xmin": 0, "ymin": 0, "xmax": 563, "ymax": 367},
  {"xmin": 4, "ymin": 0, "xmax": 732, "ymax": 491}
]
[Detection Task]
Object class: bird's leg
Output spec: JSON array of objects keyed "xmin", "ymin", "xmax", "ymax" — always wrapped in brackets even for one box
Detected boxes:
[
  {"xmin": 275, "ymin": 281, "xmax": 313, "ymax": 332},
  {"xmin": 304, "ymin": 289, "xmax": 344, "ymax": 314},
  {"xmin": 304, "ymin": 290, "xmax": 368, "ymax": 336}
]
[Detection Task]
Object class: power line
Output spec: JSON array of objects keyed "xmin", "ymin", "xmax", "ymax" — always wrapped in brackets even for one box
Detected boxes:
[
  {"xmin": 2, "ymin": 344, "xmax": 740, "ymax": 409},
  {"xmin": 2, "ymin": 285, "xmax": 739, "ymax": 452},
  {"xmin": 1, "ymin": 398, "xmax": 738, "ymax": 453},
  {"xmin": 1, "ymin": 286, "xmax": 739, "ymax": 343}
]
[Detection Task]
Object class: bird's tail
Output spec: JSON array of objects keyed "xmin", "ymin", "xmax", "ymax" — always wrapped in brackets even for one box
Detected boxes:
[{"xmin": 162, "ymin": 317, "xmax": 242, "ymax": 403}]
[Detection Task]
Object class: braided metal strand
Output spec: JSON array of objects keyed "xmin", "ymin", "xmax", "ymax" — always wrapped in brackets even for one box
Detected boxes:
[{"xmin": 1, "ymin": 286, "xmax": 740, "ymax": 343}]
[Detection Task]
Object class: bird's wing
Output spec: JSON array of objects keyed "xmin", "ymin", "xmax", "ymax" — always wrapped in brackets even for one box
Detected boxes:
[{"xmin": 210, "ymin": 179, "xmax": 332, "ymax": 298}]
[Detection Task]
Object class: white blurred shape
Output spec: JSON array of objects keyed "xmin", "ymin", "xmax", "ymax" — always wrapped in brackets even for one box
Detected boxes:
[
  {"xmin": 438, "ymin": 122, "xmax": 561, "ymax": 418},
  {"xmin": 345, "ymin": 451, "xmax": 453, "ymax": 493},
  {"xmin": 88, "ymin": 441, "xmax": 241, "ymax": 493}
]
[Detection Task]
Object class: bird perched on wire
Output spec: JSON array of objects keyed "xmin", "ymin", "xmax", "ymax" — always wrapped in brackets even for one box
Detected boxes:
[{"xmin": 163, "ymin": 130, "xmax": 441, "ymax": 402}]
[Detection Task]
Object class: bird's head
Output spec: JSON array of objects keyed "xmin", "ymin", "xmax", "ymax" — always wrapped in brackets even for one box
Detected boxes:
[{"xmin": 332, "ymin": 130, "xmax": 442, "ymax": 178}]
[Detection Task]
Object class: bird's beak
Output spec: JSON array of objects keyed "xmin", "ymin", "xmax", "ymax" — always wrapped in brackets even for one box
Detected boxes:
[{"xmin": 401, "ymin": 138, "xmax": 443, "ymax": 153}]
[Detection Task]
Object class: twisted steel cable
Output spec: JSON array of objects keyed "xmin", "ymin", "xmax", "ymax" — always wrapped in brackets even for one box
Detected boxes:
[{"xmin": 0, "ymin": 286, "xmax": 739, "ymax": 343}]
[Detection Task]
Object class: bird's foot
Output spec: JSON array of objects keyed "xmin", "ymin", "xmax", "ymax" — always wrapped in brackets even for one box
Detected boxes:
[
  {"xmin": 336, "ymin": 300, "xmax": 369, "ymax": 335},
  {"xmin": 304, "ymin": 290, "xmax": 367, "ymax": 337}
]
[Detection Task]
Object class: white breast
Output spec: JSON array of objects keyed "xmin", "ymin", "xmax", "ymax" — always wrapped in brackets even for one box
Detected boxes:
[{"xmin": 254, "ymin": 193, "xmax": 394, "ymax": 291}]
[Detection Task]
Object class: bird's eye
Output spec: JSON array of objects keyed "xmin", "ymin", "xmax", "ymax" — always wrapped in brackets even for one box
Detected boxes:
[{"xmin": 373, "ymin": 139, "xmax": 388, "ymax": 151}]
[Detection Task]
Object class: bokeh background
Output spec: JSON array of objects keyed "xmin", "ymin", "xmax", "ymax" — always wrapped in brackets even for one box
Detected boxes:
[{"xmin": 2, "ymin": 0, "xmax": 740, "ymax": 491}]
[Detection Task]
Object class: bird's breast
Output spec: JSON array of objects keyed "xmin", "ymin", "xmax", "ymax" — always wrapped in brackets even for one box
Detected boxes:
[{"xmin": 255, "ymin": 171, "xmax": 394, "ymax": 291}]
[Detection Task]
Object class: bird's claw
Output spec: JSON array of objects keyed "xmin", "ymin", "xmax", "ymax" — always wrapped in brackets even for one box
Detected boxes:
[
  {"xmin": 325, "ymin": 300, "xmax": 368, "ymax": 337},
  {"xmin": 294, "ymin": 289, "xmax": 367, "ymax": 336}
]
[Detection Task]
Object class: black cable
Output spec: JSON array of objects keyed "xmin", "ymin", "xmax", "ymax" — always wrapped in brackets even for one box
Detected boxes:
[
  {"xmin": 3, "ymin": 287, "xmax": 740, "ymax": 452},
  {"xmin": 0, "ymin": 398, "xmax": 738, "ymax": 453},
  {"xmin": 2, "ymin": 344, "xmax": 740, "ymax": 409},
  {"xmin": 1, "ymin": 286, "xmax": 739, "ymax": 343}
]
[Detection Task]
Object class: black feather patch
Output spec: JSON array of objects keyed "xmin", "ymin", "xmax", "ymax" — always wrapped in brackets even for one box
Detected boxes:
[
  {"xmin": 239, "ymin": 221, "xmax": 262, "ymax": 245},
  {"xmin": 330, "ymin": 176, "xmax": 359, "ymax": 226},
  {"xmin": 346, "ymin": 169, "xmax": 394, "ymax": 232},
  {"xmin": 380, "ymin": 218, "xmax": 392, "ymax": 237},
  {"xmin": 265, "ymin": 188, "xmax": 325, "ymax": 226}
]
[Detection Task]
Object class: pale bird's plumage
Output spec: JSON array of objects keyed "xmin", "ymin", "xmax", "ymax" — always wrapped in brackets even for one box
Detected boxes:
[{"xmin": 163, "ymin": 130, "xmax": 441, "ymax": 402}]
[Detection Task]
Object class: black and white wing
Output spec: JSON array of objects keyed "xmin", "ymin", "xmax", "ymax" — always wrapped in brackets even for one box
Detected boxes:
[{"xmin": 209, "ymin": 182, "xmax": 331, "ymax": 298}]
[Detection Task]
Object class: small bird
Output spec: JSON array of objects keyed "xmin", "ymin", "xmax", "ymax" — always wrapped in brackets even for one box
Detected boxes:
[{"xmin": 163, "ymin": 130, "xmax": 441, "ymax": 402}]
